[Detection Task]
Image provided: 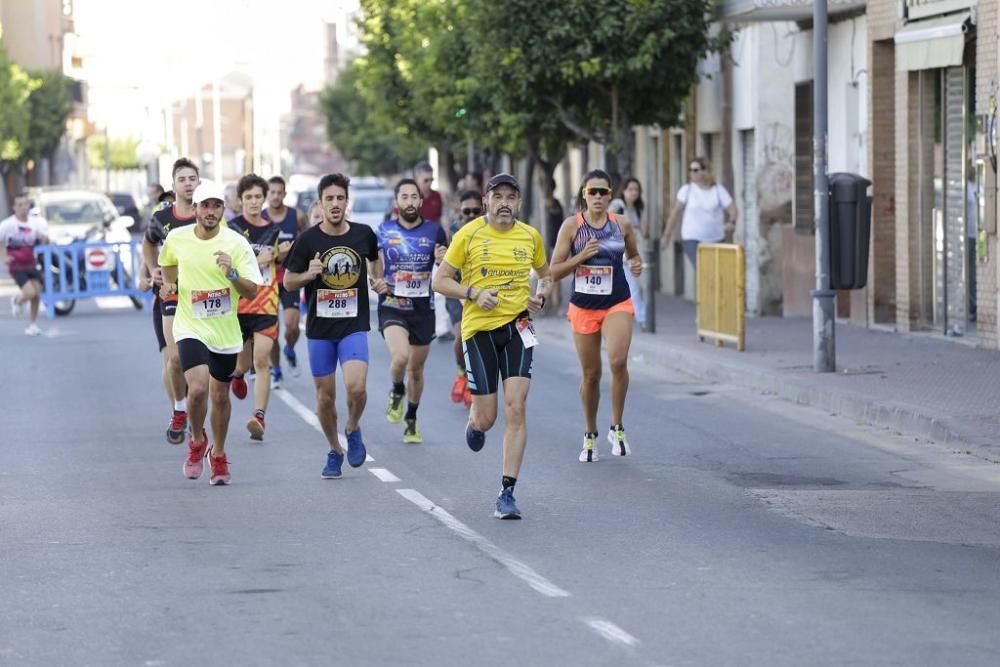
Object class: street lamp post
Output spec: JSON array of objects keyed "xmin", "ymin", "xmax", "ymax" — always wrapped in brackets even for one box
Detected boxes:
[{"xmin": 812, "ymin": 0, "xmax": 835, "ymax": 372}]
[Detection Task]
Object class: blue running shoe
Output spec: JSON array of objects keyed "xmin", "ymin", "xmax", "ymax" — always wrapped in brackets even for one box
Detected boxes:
[
  {"xmin": 345, "ymin": 428, "xmax": 367, "ymax": 467},
  {"xmin": 322, "ymin": 450, "xmax": 343, "ymax": 479},
  {"xmin": 270, "ymin": 366, "xmax": 283, "ymax": 389},
  {"xmin": 283, "ymin": 344, "xmax": 297, "ymax": 368},
  {"xmin": 494, "ymin": 488, "xmax": 521, "ymax": 520},
  {"xmin": 465, "ymin": 423, "xmax": 485, "ymax": 452}
]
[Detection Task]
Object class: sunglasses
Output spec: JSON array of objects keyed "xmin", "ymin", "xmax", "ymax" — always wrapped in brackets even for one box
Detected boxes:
[
  {"xmin": 583, "ymin": 187, "xmax": 612, "ymax": 197},
  {"xmin": 461, "ymin": 207, "xmax": 482, "ymax": 216},
  {"xmin": 689, "ymin": 167, "xmax": 703, "ymax": 173}
]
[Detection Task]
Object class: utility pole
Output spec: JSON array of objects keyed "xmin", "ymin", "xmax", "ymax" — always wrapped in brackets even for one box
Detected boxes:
[{"xmin": 812, "ymin": 0, "xmax": 835, "ymax": 372}]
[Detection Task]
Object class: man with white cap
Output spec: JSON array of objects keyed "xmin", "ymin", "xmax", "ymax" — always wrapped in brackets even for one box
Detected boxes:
[{"xmin": 159, "ymin": 181, "xmax": 263, "ymax": 485}]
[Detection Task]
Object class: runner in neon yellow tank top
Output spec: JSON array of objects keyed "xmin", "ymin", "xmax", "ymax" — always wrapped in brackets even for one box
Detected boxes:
[{"xmin": 159, "ymin": 181, "xmax": 263, "ymax": 486}]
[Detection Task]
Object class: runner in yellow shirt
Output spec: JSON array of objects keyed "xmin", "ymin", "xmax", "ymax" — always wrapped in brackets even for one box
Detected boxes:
[
  {"xmin": 432, "ymin": 173, "xmax": 552, "ymax": 520},
  {"xmin": 159, "ymin": 181, "xmax": 263, "ymax": 486}
]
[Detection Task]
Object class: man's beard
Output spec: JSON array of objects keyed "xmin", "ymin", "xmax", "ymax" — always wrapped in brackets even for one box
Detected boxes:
[{"xmin": 400, "ymin": 207, "xmax": 419, "ymax": 223}]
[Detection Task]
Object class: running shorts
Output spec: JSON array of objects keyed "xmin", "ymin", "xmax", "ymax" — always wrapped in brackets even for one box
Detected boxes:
[
  {"xmin": 177, "ymin": 338, "xmax": 237, "ymax": 383},
  {"xmin": 462, "ymin": 313, "xmax": 534, "ymax": 396},
  {"xmin": 239, "ymin": 313, "xmax": 279, "ymax": 342},
  {"xmin": 377, "ymin": 305, "xmax": 435, "ymax": 347},
  {"xmin": 566, "ymin": 298, "xmax": 634, "ymax": 336},
  {"xmin": 307, "ymin": 331, "xmax": 370, "ymax": 378}
]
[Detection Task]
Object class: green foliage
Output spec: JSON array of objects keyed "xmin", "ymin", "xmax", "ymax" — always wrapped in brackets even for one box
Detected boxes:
[
  {"xmin": 472, "ymin": 0, "xmax": 721, "ymax": 174},
  {"xmin": 89, "ymin": 136, "xmax": 140, "ymax": 170},
  {"xmin": 0, "ymin": 45, "xmax": 38, "ymax": 163},
  {"xmin": 322, "ymin": 0, "xmax": 721, "ymax": 179},
  {"xmin": 25, "ymin": 70, "xmax": 75, "ymax": 163},
  {"xmin": 319, "ymin": 61, "xmax": 425, "ymax": 175}
]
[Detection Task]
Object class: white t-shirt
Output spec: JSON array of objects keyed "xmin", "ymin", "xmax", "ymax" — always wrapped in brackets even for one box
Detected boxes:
[
  {"xmin": 0, "ymin": 215, "xmax": 49, "ymax": 271},
  {"xmin": 678, "ymin": 184, "xmax": 733, "ymax": 242}
]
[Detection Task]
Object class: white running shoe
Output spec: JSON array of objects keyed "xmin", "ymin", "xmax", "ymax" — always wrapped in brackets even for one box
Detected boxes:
[
  {"xmin": 24, "ymin": 323, "xmax": 41, "ymax": 336},
  {"xmin": 11, "ymin": 296, "xmax": 23, "ymax": 318},
  {"xmin": 608, "ymin": 426, "xmax": 631, "ymax": 456},
  {"xmin": 579, "ymin": 433, "xmax": 599, "ymax": 462}
]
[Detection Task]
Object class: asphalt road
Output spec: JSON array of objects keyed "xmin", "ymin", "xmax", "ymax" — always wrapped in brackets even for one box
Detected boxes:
[{"xmin": 2, "ymin": 300, "xmax": 999, "ymax": 666}]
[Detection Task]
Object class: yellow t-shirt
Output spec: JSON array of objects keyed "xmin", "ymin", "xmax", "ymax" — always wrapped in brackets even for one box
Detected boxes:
[
  {"xmin": 159, "ymin": 226, "xmax": 263, "ymax": 353},
  {"xmin": 443, "ymin": 217, "xmax": 547, "ymax": 340}
]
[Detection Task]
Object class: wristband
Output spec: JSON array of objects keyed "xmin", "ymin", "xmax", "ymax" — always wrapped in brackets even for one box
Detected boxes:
[
  {"xmin": 539, "ymin": 295, "xmax": 546, "ymax": 307},
  {"xmin": 466, "ymin": 286, "xmax": 474, "ymax": 300},
  {"xmin": 227, "ymin": 268, "xmax": 239, "ymax": 282}
]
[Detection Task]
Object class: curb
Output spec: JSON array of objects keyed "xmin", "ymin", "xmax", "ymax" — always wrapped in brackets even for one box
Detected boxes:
[{"xmin": 534, "ymin": 318, "xmax": 1000, "ymax": 465}]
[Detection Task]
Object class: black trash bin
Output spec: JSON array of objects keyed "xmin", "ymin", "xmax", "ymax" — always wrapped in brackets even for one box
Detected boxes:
[{"xmin": 828, "ymin": 172, "xmax": 872, "ymax": 290}]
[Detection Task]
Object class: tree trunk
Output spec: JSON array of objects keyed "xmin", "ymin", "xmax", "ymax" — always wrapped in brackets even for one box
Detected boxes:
[
  {"xmin": 612, "ymin": 113, "xmax": 635, "ymax": 179},
  {"xmin": 720, "ymin": 29, "xmax": 735, "ymax": 194},
  {"xmin": 523, "ymin": 153, "xmax": 537, "ymax": 226}
]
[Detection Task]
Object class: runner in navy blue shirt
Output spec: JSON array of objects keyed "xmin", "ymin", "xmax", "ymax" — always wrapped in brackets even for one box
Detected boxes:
[
  {"xmin": 263, "ymin": 175, "xmax": 308, "ymax": 385},
  {"xmin": 377, "ymin": 178, "xmax": 448, "ymax": 444}
]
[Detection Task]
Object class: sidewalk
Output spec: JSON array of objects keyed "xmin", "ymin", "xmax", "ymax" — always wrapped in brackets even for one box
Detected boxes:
[{"xmin": 533, "ymin": 293, "xmax": 1000, "ymax": 463}]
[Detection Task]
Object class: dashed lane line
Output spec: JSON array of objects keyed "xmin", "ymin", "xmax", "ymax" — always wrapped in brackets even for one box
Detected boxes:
[{"xmin": 396, "ymin": 488, "xmax": 571, "ymax": 599}]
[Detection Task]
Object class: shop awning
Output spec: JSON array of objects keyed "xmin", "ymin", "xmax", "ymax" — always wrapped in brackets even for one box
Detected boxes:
[{"xmin": 895, "ymin": 12, "xmax": 972, "ymax": 71}]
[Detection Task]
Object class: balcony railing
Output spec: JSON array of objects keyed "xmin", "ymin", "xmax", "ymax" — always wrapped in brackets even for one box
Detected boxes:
[{"xmin": 721, "ymin": 0, "xmax": 866, "ymax": 22}]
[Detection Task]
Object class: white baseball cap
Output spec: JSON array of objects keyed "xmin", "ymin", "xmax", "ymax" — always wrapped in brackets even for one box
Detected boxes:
[{"xmin": 192, "ymin": 180, "xmax": 225, "ymax": 204}]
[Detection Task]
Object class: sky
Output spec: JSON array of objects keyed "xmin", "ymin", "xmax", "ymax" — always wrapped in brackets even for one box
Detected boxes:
[{"xmin": 74, "ymin": 0, "xmax": 361, "ymax": 140}]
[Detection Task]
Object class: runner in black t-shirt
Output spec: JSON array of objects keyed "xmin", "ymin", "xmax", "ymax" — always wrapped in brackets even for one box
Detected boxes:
[
  {"xmin": 284, "ymin": 173, "xmax": 387, "ymax": 479},
  {"xmin": 141, "ymin": 157, "xmax": 200, "ymax": 445}
]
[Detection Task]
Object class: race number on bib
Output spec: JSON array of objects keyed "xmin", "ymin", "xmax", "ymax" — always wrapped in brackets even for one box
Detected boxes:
[
  {"xmin": 516, "ymin": 318, "xmax": 539, "ymax": 349},
  {"xmin": 575, "ymin": 265, "xmax": 613, "ymax": 295},
  {"xmin": 393, "ymin": 270, "xmax": 430, "ymax": 298},
  {"xmin": 317, "ymin": 288, "xmax": 358, "ymax": 318},
  {"xmin": 191, "ymin": 289, "xmax": 232, "ymax": 318},
  {"xmin": 259, "ymin": 268, "xmax": 272, "ymax": 286}
]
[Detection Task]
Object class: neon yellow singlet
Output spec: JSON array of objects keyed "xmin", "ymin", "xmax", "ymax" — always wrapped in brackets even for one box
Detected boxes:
[{"xmin": 159, "ymin": 226, "xmax": 263, "ymax": 353}]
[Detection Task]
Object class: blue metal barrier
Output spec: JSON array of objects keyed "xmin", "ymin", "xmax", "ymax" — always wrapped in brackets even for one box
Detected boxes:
[{"xmin": 36, "ymin": 239, "xmax": 152, "ymax": 319}]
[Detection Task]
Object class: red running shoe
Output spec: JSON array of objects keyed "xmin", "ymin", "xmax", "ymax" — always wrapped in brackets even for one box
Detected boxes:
[
  {"xmin": 247, "ymin": 414, "xmax": 265, "ymax": 441},
  {"xmin": 166, "ymin": 410, "xmax": 187, "ymax": 445},
  {"xmin": 183, "ymin": 433, "xmax": 208, "ymax": 480},
  {"xmin": 231, "ymin": 374, "xmax": 247, "ymax": 400},
  {"xmin": 209, "ymin": 453, "xmax": 230, "ymax": 485},
  {"xmin": 450, "ymin": 375, "xmax": 467, "ymax": 403}
]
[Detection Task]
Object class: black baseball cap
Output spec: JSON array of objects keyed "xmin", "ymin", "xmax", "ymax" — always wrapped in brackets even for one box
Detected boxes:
[{"xmin": 485, "ymin": 173, "xmax": 520, "ymax": 194}]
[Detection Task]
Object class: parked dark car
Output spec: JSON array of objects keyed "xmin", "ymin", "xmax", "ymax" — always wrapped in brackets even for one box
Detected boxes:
[{"xmin": 109, "ymin": 192, "xmax": 143, "ymax": 233}]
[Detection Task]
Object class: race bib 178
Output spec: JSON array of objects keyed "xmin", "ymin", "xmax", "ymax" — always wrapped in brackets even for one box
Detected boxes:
[{"xmin": 191, "ymin": 289, "xmax": 232, "ymax": 318}]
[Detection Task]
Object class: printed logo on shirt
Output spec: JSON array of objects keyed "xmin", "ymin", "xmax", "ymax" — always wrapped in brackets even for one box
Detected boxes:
[{"xmin": 319, "ymin": 246, "xmax": 363, "ymax": 289}]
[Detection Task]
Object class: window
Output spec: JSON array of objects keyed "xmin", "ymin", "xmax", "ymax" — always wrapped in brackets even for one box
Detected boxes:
[{"xmin": 794, "ymin": 81, "xmax": 814, "ymax": 233}]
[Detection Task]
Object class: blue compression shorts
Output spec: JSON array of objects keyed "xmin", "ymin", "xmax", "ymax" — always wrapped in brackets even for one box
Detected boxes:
[{"xmin": 307, "ymin": 331, "xmax": 370, "ymax": 377}]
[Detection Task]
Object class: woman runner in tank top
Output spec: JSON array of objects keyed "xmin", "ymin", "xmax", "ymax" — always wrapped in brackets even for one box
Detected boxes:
[{"xmin": 549, "ymin": 168, "xmax": 642, "ymax": 463}]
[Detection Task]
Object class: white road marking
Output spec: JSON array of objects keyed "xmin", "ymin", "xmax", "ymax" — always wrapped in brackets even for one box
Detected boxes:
[
  {"xmin": 369, "ymin": 468, "xmax": 400, "ymax": 483},
  {"xmin": 583, "ymin": 618, "xmax": 640, "ymax": 648},
  {"xmin": 274, "ymin": 387, "xmax": 374, "ymax": 462},
  {"xmin": 94, "ymin": 296, "xmax": 136, "ymax": 309},
  {"xmin": 396, "ymin": 488, "xmax": 570, "ymax": 598}
]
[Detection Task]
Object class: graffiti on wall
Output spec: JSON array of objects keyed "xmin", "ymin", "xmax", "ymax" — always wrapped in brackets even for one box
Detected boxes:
[{"xmin": 756, "ymin": 122, "xmax": 794, "ymax": 221}]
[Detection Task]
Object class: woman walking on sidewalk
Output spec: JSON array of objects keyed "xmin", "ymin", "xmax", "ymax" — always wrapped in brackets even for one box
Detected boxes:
[
  {"xmin": 611, "ymin": 177, "xmax": 648, "ymax": 331},
  {"xmin": 550, "ymin": 169, "xmax": 643, "ymax": 462},
  {"xmin": 661, "ymin": 157, "xmax": 738, "ymax": 269}
]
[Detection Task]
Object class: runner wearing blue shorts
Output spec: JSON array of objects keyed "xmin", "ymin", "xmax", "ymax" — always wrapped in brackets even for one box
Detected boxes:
[{"xmin": 283, "ymin": 173, "xmax": 387, "ymax": 479}]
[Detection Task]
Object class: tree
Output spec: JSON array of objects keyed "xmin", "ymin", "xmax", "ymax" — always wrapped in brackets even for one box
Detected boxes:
[
  {"xmin": 0, "ymin": 45, "xmax": 36, "ymax": 164},
  {"xmin": 24, "ymin": 70, "xmax": 75, "ymax": 173},
  {"xmin": 0, "ymin": 44, "xmax": 37, "ymax": 214},
  {"xmin": 354, "ymin": 0, "xmax": 508, "ymax": 187},
  {"xmin": 473, "ymin": 0, "xmax": 724, "ymax": 176},
  {"xmin": 89, "ymin": 136, "xmax": 140, "ymax": 170},
  {"xmin": 319, "ymin": 61, "xmax": 425, "ymax": 175}
]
